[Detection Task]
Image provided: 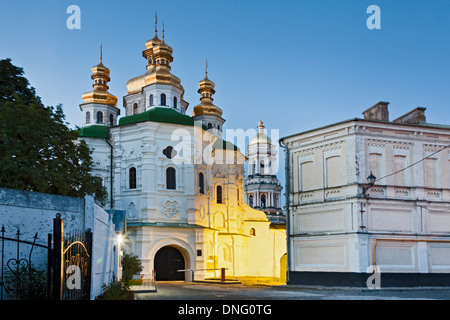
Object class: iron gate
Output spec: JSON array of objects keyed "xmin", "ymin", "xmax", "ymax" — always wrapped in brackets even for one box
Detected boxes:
[
  {"xmin": 0, "ymin": 214, "xmax": 92, "ymax": 300},
  {"xmin": 0, "ymin": 225, "xmax": 50, "ymax": 300},
  {"xmin": 52, "ymin": 214, "xmax": 92, "ymax": 300}
]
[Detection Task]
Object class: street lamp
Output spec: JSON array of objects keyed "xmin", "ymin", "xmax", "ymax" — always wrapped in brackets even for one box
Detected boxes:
[
  {"xmin": 360, "ymin": 172, "xmax": 377, "ymax": 230},
  {"xmin": 362, "ymin": 172, "xmax": 377, "ymax": 197}
]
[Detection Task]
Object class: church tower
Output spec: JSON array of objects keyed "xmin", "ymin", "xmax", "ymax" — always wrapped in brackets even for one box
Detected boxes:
[
  {"xmin": 79, "ymin": 47, "xmax": 119, "ymax": 127},
  {"xmin": 244, "ymin": 119, "xmax": 285, "ymax": 224},
  {"xmin": 192, "ymin": 61, "xmax": 225, "ymax": 137},
  {"xmin": 125, "ymin": 14, "xmax": 189, "ymax": 116}
]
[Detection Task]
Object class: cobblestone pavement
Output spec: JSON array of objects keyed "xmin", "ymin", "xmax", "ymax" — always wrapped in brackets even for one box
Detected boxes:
[{"xmin": 134, "ymin": 281, "xmax": 450, "ymax": 300}]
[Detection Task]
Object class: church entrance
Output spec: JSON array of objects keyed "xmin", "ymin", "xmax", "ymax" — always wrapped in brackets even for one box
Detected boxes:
[{"xmin": 154, "ymin": 246, "xmax": 185, "ymax": 281}]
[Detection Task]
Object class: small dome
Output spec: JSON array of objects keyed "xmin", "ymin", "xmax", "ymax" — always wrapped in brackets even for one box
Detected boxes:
[
  {"xmin": 250, "ymin": 131, "xmax": 272, "ymax": 145},
  {"xmin": 250, "ymin": 120, "xmax": 271, "ymax": 144}
]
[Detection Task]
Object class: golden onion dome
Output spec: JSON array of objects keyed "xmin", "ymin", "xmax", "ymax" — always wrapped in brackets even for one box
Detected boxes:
[
  {"xmin": 192, "ymin": 68, "xmax": 224, "ymax": 118},
  {"xmin": 130, "ymin": 19, "xmax": 182, "ymax": 95},
  {"xmin": 82, "ymin": 55, "xmax": 118, "ymax": 107}
]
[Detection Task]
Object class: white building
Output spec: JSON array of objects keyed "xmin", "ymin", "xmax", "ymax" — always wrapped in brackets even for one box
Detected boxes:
[
  {"xmin": 245, "ymin": 120, "xmax": 285, "ymax": 225},
  {"xmin": 78, "ymin": 23, "xmax": 286, "ymax": 282},
  {"xmin": 280, "ymin": 101, "xmax": 450, "ymax": 287}
]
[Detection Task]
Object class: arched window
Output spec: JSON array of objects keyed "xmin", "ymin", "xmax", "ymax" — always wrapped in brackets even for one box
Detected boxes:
[
  {"xmin": 109, "ymin": 114, "xmax": 114, "ymax": 126},
  {"xmin": 248, "ymin": 195, "xmax": 254, "ymax": 207},
  {"xmin": 166, "ymin": 167, "xmax": 176, "ymax": 190},
  {"xmin": 207, "ymin": 123, "xmax": 212, "ymax": 130},
  {"xmin": 97, "ymin": 111, "xmax": 103, "ymax": 124},
  {"xmin": 86, "ymin": 111, "xmax": 90, "ymax": 124},
  {"xmin": 149, "ymin": 94, "xmax": 154, "ymax": 106},
  {"xmin": 173, "ymin": 96, "xmax": 177, "ymax": 108},
  {"xmin": 161, "ymin": 93, "xmax": 166, "ymax": 106},
  {"xmin": 250, "ymin": 228, "xmax": 256, "ymax": 236},
  {"xmin": 133, "ymin": 103, "xmax": 138, "ymax": 115},
  {"xmin": 216, "ymin": 185, "xmax": 222, "ymax": 204},
  {"xmin": 129, "ymin": 167, "xmax": 136, "ymax": 189},
  {"xmin": 260, "ymin": 194, "xmax": 266, "ymax": 208},
  {"xmin": 199, "ymin": 173, "xmax": 205, "ymax": 194},
  {"xmin": 237, "ymin": 188, "xmax": 240, "ymax": 203}
]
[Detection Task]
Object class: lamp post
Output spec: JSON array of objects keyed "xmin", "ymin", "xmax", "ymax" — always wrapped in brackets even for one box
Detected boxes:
[{"xmin": 360, "ymin": 172, "xmax": 377, "ymax": 230}]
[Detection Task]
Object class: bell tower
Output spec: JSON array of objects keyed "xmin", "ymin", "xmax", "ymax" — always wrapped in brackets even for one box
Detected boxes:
[{"xmin": 244, "ymin": 119, "xmax": 285, "ymax": 224}]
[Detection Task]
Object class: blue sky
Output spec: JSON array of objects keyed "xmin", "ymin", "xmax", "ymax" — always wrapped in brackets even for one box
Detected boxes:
[{"xmin": 2, "ymin": 0, "xmax": 450, "ymax": 183}]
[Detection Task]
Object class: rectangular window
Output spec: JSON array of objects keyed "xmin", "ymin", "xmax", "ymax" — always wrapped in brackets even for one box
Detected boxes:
[
  {"xmin": 369, "ymin": 153, "xmax": 382, "ymax": 180},
  {"xmin": 394, "ymin": 155, "xmax": 407, "ymax": 186},
  {"xmin": 301, "ymin": 161, "xmax": 314, "ymax": 191},
  {"xmin": 426, "ymin": 158, "xmax": 438, "ymax": 188},
  {"xmin": 326, "ymin": 156, "xmax": 341, "ymax": 188}
]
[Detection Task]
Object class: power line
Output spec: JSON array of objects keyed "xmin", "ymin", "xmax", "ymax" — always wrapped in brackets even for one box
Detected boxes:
[{"xmin": 374, "ymin": 143, "xmax": 450, "ymax": 184}]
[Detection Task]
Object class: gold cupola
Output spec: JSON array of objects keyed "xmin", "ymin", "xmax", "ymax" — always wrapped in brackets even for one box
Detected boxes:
[
  {"xmin": 192, "ymin": 60, "xmax": 226, "ymax": 135},
  {"xmin": 81, "ymin": 47, "xmax": 118, "ymax": 106},
  {"xmin": 192, "ymin": 61, "xmax": 223, "ymax": 119},
  {"xmin": 127, "ymin": 16, "xmax": 184, "ymax": 96}
]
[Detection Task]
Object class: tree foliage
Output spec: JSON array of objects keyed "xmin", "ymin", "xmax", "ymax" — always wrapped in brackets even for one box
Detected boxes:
[
  {"xmin": 0, "ymin": 58, "xmax": 107, "ymax": 205},
  {"xmin": 121, "ymin": 252, "xmax": 144, "ymax": 284}
]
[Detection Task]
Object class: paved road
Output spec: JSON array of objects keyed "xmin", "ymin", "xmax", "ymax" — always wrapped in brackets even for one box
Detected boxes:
[{"xmin": 134, "ymin": 281, "xmax": 450, "ymax": 300}]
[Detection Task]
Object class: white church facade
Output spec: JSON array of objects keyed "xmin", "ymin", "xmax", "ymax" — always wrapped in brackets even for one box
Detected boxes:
[{"xmin": 77, "ymin": 22, "xmax": 286, "ymax": 282}]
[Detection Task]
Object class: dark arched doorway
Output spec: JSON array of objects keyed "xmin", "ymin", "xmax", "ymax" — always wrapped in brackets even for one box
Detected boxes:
[{"xmin": 154, "ymin": 246, "xmax": 185, "ymax": 281}]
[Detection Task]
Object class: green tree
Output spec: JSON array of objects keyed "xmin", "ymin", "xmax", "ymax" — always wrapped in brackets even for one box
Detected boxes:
[{"xmin": 0, "ymin": 58, "xmax": 107, "ymax": 205}]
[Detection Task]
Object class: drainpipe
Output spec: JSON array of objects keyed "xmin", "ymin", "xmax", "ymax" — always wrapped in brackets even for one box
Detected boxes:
[
  {"xmin": 105, "ymin": 138, "xmax": 114, "ymax": 211},
  {"xmin": 279, "ymin": 139, "xmax": 291, "ymax": 284}
]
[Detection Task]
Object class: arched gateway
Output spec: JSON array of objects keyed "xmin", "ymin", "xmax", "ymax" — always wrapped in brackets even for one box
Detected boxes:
[{"xmin": 154, "ymin": 246, "xmax": 185, "ymax": 281}]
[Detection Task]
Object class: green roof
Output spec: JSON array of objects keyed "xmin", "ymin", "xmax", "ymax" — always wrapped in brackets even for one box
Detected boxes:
[
  {"xmin": 119, "ymin": 107, "xmax": 199, "ymax": 127},
  {"xmin": 78, "ymin": 108, "xmax": 239, "ymax": 151},
  {"xmin": 213, "ymin": 137, "xmax": 239, "ymax": 151},
  {"xmin": 78, "ymin": 125, "xmax": 109, "ymax": 139}
]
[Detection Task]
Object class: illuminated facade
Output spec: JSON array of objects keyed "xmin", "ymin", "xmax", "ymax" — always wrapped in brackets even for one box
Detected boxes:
[{"xmin": 78, "ymin": 21, "xmax": 286, "ymax": 282}]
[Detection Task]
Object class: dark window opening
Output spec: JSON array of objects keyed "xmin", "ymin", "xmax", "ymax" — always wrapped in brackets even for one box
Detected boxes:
[
  {"xmin": 166, "ymin": 167, "xmax": 176, "ymax": 190},
  {"xmin": 163, "ymin": 146, "xmax": 177, "ymax": 159},
  {"xmin": 97, "ymin": 111, "xmax": 103, "ymax": 124},
  {"xmin": 199, "ymin": 173, "xmax": 205, "ymax": 194},
  {"xmin": 216, "ymin": 185, "xmax": 222, "ymax": 204},
  {"xmin": 129, "ymin": 167, "xmax": 137, "ymax": 189}
]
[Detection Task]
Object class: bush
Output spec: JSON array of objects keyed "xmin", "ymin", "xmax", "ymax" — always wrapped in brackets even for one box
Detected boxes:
[{"xmin": 95, "ymin": 280, "xmax": 134, "ymax": 300}]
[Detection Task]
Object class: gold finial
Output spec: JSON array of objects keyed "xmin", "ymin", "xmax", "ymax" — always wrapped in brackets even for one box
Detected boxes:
[
  {"xmin": 100, "ymin": 43, "xmax": 103, "ymax": 62},
  {"xmin": 205, "ymin": 58, "xmax": 208, "ymax": 77},
  {"xmin": 155, "ymin": 11, "xmax": 158, "ymax": 36},
  {"xmin": 258, "ymin": 118, "xmax": 265, "ymax": 130},
  {"xmin": 162, "ymin": 21, "xmax": 165, "ymax": 41}
]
